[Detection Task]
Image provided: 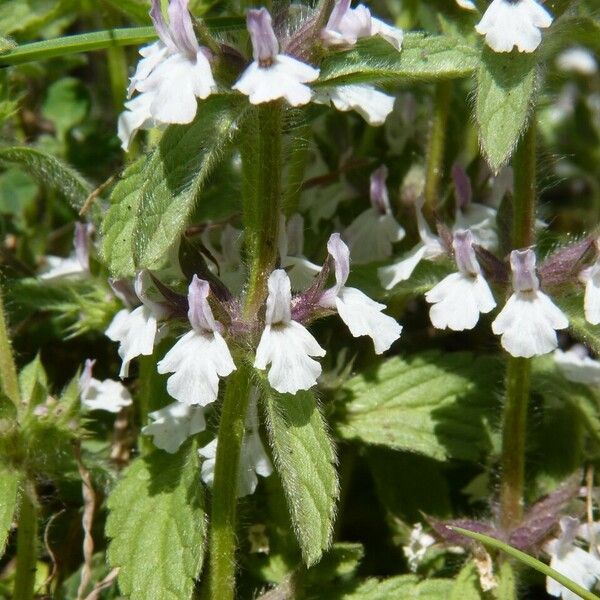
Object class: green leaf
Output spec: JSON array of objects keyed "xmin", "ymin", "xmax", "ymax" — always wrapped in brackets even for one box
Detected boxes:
[
  {"xmin": 305, "ymin": 543, "xmax": 364, "ymax": 585},
  {"xmin": 0, "ymin": 146, "xmax": 92, "ymax": 211},
  {"xmin": 495, "ymin": 560, "xmax": 516, "ymax": 600},
  {"xmin": 559, "ymin": 295, "xmax": 600, "ymax": 356},
  {"xmin": 0, "ymin": 168, "xmax": 37, "ymax": 215},
  {"xmin": 450, "ymin": 561, "xmax": 482, "ymax": 600},
  {"xmin": 453, "ymin": 527, "xmax": 600, "ymax": 600},
  {"xmin": 106, "ymin": 441, "xmax": 206, "ymax": 600},
  {"xmin": 316, "ymin": 34, "xmax": 479, "ymax": 87},
  {"xmin": 531, "ymin": 355, "xmax": 600, "ymax": 447},
  {"xmin": 335, "ymin": 352, "xmax": 501, "ymax": 461},
  {"xmin": 260, "ymin": 385, "xmax": 339, "ymax": 567},
  {"xmin": 18, "ymin": 353, "xmax": 47, "ymax": 411},
  {"xmin": 102, "ymin": 95, "xmax": 248, "ymax": 275},
  {"xmin": 476, "ymin": 48, "xmax": 537, "ymax": 172},
  {"xmin": 543, "ymin": 17, "xmax": 600, "ymax": 58},
  {"xmin": 41, "ymin": 77, "xmax": 89, "ymax": 136},
  {"xmin": 324, "ymin": 575, "xmax": 454, "ymax": 599},
  {"xmin": 0, "ymin": 466, "xmax": 19, "ymax": 558}
]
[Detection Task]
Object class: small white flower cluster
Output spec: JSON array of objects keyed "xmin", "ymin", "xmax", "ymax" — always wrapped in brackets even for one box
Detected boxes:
[
  {"xmin": 102, "ymin": 229, "xmax": 400, "ymax": 494},
  {"xmin": 118, "ymin": 0, "xmax": 404, "ymax": 151},
  {"xmin": 545, "ymin": 516, "xmax": 600, "ymax": 600},
  {"xmin": 456, "ymin": 0, "xmax": 553, "ymax": 54},
  {"xmin": 379, "ymin": 198, "xmax": 573, "ymax": 358}
]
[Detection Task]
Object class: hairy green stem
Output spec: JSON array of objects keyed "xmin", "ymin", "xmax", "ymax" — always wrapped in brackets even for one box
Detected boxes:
[
  {"xmin": 424, "ymin": 81, "xmax": 451, "ymax": 216},
  {"xmin": 14, "ymin": 484, "xmax": 38, "ymax": 600},
  {"xmin": 242, "ymin": 102, "xmax": 283, "ymax": 318},
  {"xmin": 0, "ymin": 287, "xmax": 20, "ymax": 407},
  {"xmin": 208, "ymin": 363, "xmax": 252, "ymax": 600},
  {"xmin": 499, "ymin": 121, "xmax": 537, "ymax": 530}
]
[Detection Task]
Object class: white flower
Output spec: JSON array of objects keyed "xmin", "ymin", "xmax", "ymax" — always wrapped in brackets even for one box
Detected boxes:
[
  {"xmin": 456, "ymin": 0, "xmax": 477, "ymax": 10},
  {"xmin": 254, "ymin": 269, "xmax": 325, "ymax": 394},
  {"xmin": 454, "ymin": 202, "xmax": 499, "ymax": 251},
  {"xmin": 199, "ymin": 389, "xmax": 272, "ymax": 497},
  {"xmin": 79, "ymin": 359, "xmax": 132, "ymax": 413},
  {"xmin": 279, "ymin": 214, "xmax": 321, "ymax": 291},
  {"xmin": 321, "ymin": 0, "xmax": 403, "ymax": 50},
  {"xmin": 581, "ymin": 260, "xmax": 600, "ymax": 325},
  {"xmin": 157, "ymin": 275, "xmax": 235, "ymax": 405},
  {"xmin": 378, "ymin": 202, "xmax": 445, "ymax": 289},
  {"xmin": 313, "ymin": 84, "xmax": 396, "ymax": 126},
  {"xmin": 118, "ymin": 0, "xmax": 217, "ymax": 151},
  {"xmin": 403, "ymin": 523, "xmax": 436, "ymax": 572},
  {"xmin": 233, "ymin": 8, "xmax": 319, "ymax": 106},
  {"xmin": 475, "ymin": 0, "xmax": 553, "ymax": 53},
  {"xmin": 320, "ymin": 233, "xmax": 402, "ymax": 353},
  {"xmin": 345, "ymin": 165, "xmax": 405, "ymax": 264},
  {"xmin": 554, "ymin": 346, "xmax": 600, "ymax": 385},
  {"xmin": 557, "ymin": 47, "xmax": 598, "ymax": 76},
  {"xmin": 545, "ymin": 517, "xmax": 600, "ymax": 600},
  {"xmin": 492, "ymin": 249, "xmax": 568, "ymax": 357},
  {"xmin": 39, "ymin": 222, "xmax": 91, "ymax": 281},
  {"xmin": 105, "ymin": 271, "xmax": 169, "ymax": 378},
  {"xmin": 425, "ymin": 230, "xmax": 496, "ymax": 331},
  {"xmin": 142, "ymin": 401, "xmax": 206, "ymax": 453}
]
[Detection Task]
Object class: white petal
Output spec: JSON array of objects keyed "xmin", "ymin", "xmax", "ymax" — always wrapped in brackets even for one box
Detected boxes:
[
  {"xmin": 39, "ymin": 255, "xmax": 87, "ymax": 281},
  {"xmin": 378, "ymin": 243, "xmax": 428, "ymax": 289},
  {"xmin": 453, "ymin": 203, "xmax": 499, "ymax": 251},
  {"xmin": 233, "ymin": 56, "xmax": 319, "ymax": 106},
  {"xmin": 157, "ymin": 330, "xmax": 236, "ymax": 405},
  {"xmin": 282, "ymin": 256, "xmax": 321, "ymax": 291},
  {"xmin": 142, "ymin": 402, "xmax": 206, "ymax": 453},
  {"xmin": 336, "ymin": 287, "xmax": 402, "ymax": 353},
  {"xmin": 254, "ymin": 322, "xmax": 325, "ymax": 394},
  {"xmin": 81, "ymin": 378, "xmax": 133, "ymax": 413},
  {"xmin": 547, "ymin": 546, "xmax": 600, "ymax": 600},
  {"xmin": 492, "ymin": 291, "xmax": 568, "ymax": 357},
  {"xmin": 554, "ymin": 348, "xmax": 600, "ymax": 385},
  {"xmin": 426, "ymin": 272, "xmax": 496, "ymax": 331},
  {"xmin": 105, "ymin": 306, "xmax": 158, "ymax": 378},
  {"xmin": 138, "ymin": 52, "xmax": 216, "ymax": 123},
  {"xmin": 370, "ymin": 17, "xmax": 403, "ymax": 50},
  {"xmin": 475, "ymin": 0, "xmax": 552, "ymax": 53},
  {"xmin": 584, "ymin": 264, "xmax": 600, "ymax": 325},
  {"xmin": 198, "ymin": 438, "xmax": 217, "ymax": 486},
  {"xmin": 128, "ymin": 41, "xmax": 170, "ymax": 95},
  {"xmin": 557, "ymin": 47, "xmax": 598, "ymax": 75},
  {"xmin": 345, "ymin": 208, "xmax": 405, "ymax": 265},
  {"xmin": 456, "ymin": 0, "xmax": 477, "ymax": 10},
  {"xmin": 314, "ymin": 85, "xmax": 396, "ymax": 126}
]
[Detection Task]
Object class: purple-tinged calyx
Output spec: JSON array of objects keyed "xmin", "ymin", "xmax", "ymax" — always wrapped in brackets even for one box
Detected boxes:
[
  {"xmin": 370, "ymin": 165, "xmax": 391, "ymax": 215},
  {"xmin": 150, "ymin": 0, "xmax": 203, "ymax": 61},
  {"xmin": 247, "ymin": 8, "xmax": 279, "ymax": 67},
  {"xmin": 510, "ymin": 248, "xmax": 539, "ymax": 293},
  {"xmin": 538, "ymin": 235, "xmax": 595, "ymax": 289},
  {"xmin": 452, "ymin": 163, "xmax": 472, "ymax": 211},
  {"xmin": 453, "ymin": 229, "xmax": 481, "ymax": 277}
]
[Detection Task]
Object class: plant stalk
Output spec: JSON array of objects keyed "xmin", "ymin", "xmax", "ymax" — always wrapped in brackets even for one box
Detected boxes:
[
  {"xmin": 0, "ymin": 287, "xmax": 20, "ymax": 407},
  {"xmin": 499, "ymin": 121, "xmax": 537, "ymax": 530},
  {"xmin": 242, "ymin": 102, "xmax": 283, "ymax": 318},
  {"xmin": 14, "ymin": 484, "xmax": 38, "ymax": 600},
  {"xmin": 424, "ymin": 81, "xmax": 451, "ymax": 216},
  {"xmin": 208, "ymin": 363, "xmax": 252, "ymax": 600}
]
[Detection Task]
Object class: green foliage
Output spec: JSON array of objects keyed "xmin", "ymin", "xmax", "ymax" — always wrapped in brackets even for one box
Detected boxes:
[
  {"xmin": 0, "ymin": 146, "xmax": 92, "ymax": 211},
  {"xmin": 317, "ymin": 34, "xmax": 479, "ymax": 87},
  {"xmin": 323, "ymin": 574, "xmax": 455, "ymax": 599},
  {"xmin": 18, "ymin": 353, "xmax": 47, "ymax": 413},
  {"xmin": 476, "ymin": 49, "xmax": 537, "ymax": 172},
  {"xmin": 106, "ymin": 441, "xmax": 207, "ymax": 600},
  {"xmin": 449, "ymin": 562, "xmax": 482, "ymax": 600},
  {"xmin": 335, "ymin": 352, "xmax": 501, "ymax": 461},
  {"xmin": 495, "ymin": 561, "xmax": 517, "ymax": 600},
  {"xmin": 0, "ymin": 168, "xmax": 37, "ymax": 215},
  {"xmin": 41, "ymin": 77, "xmax": 89, "ymax": 137},
  {"xmin": 102, "ymin": 95, "xmax": 248, "ymax": 275},
  {"xmin": 0, "ymin": 466, "xmax": 19, "ymax": 558},
  {"xmin": 260, "ymin": 386, "xmax": 339, "ymax": 567}
]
